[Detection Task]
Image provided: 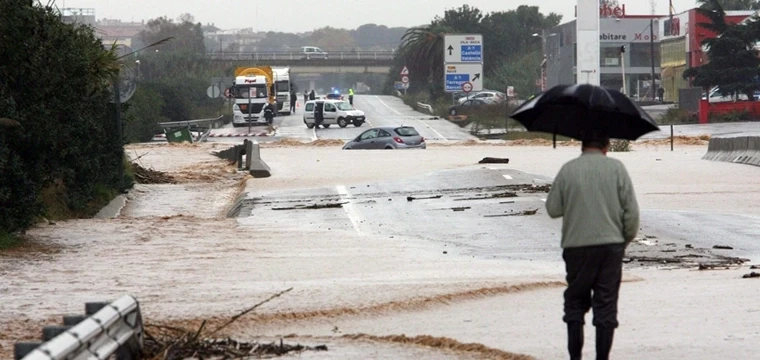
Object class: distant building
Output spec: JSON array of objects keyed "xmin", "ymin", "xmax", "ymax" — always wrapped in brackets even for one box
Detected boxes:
[
  {"xmin": 543, "ymin": 15, "xmax": 663, "ymax": 100},
  {"xmin": 95, "ymin": 19, "xmax": 146, "ymax": 48},
  {"xmin": 203, "ymin": 28, "xmax": 266, "ymax": 52},
  {"xmin": 658, "ymin": 9, "xmax": 755, "ymax": 102},
  {"xmin": 60, "ymin": 8, "xmax": 95, "ymax": 27}
]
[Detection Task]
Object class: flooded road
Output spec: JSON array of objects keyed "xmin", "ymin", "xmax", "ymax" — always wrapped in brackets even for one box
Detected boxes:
[{"xmin": 3, "ymin": 142, "xmax": 760, "ymax": 359}]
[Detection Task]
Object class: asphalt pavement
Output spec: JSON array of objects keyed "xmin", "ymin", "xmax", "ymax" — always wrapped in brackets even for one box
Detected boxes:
[
  {"xmin": 238, "ymin": 161, "xmax": 760, "ymax": 262},
  {"xmin": 207, "ymin": 95, "xmax": 476, "ymax": 143}
]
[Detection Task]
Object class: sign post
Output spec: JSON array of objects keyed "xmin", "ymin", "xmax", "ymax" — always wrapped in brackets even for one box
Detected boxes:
[
  {"xmin": 443, "ymin": 34, "xmax": 484, "ymax": 99},
  {"xmin": 400, "ymin": 66, "xmax": 410, "ymax": 95}
]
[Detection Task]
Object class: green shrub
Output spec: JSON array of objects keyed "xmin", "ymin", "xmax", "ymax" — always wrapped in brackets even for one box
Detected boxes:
[
  {"xmin": 659, "ymin": 107, "xmax": 698, "ymax": 124},
  {"xmin": 709, "ymin": 110, "xmax": 752, "ymax": 123}
]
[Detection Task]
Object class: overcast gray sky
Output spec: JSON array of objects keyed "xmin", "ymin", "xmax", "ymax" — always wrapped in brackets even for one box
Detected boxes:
[{"xmin": 63, "ymin": 0, "xmax": 703, "ymax": 32}]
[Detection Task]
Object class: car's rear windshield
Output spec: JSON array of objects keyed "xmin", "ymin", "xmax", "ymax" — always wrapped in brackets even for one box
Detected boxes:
[{"xmin": 394, "ymin": 127, "xmax": 419, "ymax": 136}]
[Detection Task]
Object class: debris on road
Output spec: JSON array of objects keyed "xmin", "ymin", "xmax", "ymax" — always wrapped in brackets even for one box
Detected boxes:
[
  {"xmin": 452, "ymin": 207, "xmax": 470, "ymax": 212},
  {"xmin": 478, "ymin": 157, "xmax": 510, "ymax": 164},
  {"xmin": 272, "ymin": 202, "xmax": 347, "ymax": 210},
  {"xmin": 131, "ymin": 163, "xmax": 176, "ymax": 184},
  {"xmin": 455, "ymin": 191, "xmax": 518, "ymax": 201},
  {"xmin": 407, "ymin": 195, "xmax": 443, "ymax": 201},
  {"xmin": 142, "ymin": 288, "xmax": 329, "ymax": 359},
  {"xmin": 483, "ymin": 209, "xmax": 538, "ymax": 218},
  {"xmin": 750, "ymin": 265, "xmax": 759, "ymax": 269},
  {"xmin": 742, "ymin": 272, "xmax": 760, "ymax": 279},
  {"xmin": 712, "ymin": 245, "xmax": 734, "ymax": 250}
]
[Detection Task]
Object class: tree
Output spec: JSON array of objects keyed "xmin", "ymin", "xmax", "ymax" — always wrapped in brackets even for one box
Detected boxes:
[
  {"xmin": 718, "ymin": 0, "xmax": 760, "ymax": 10},
  {"xmin": 308, "ymin": 27, "xmax": 356, "ymax": 51},
  {"xmin": 393, "ymin": 23, "xmax": 455, "ymax": 97},
  {"xmin": 1, "ymin": 0, "xmax": 123, "ymax": 233},
  {"xmin": 388, "ymin": 5, "xmax": 561, "ymax": 99},
  {"xmin": 683, "ymin": 0, "xmax": 760, "ymax": 99}
]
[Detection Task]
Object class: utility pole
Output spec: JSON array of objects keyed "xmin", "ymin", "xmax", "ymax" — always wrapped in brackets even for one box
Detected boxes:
[{"xmin": 650, "ymin": 19, "xmax": 656, "ymax": 101}]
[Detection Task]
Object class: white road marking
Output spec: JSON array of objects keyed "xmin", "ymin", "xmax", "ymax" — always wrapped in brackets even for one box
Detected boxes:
[
  {"xmin": 375, "ymin": 95, "xmax": 403, "ymax": 115},
  {"xmin": 336, "ymin": 185, "xmax": 362, "ymax": 234},
  {"xmin": 541, "ymin": 198, "xmax": 547, "ymax": 202},
  {"xmin": 374, "ymin": 96, "xmax": 448, "ymax": 140},
  {"xmin": 503, "ymin": 175, "xmax": 513, "ymax": 180}
]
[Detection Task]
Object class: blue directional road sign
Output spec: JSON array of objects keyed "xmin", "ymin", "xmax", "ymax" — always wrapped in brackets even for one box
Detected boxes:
[
  {"xmin": 445, "ymin": 74, "xmax": 469, "ymax": 92},
  {"xmin": 461, "ymin": 45, "xmax": 482, "ymax": 62}
]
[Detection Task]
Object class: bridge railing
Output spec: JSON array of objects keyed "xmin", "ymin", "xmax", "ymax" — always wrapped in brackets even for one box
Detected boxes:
[{"xmin": 207, "ymin": 51, "xmax": 396, "ymax": 61}]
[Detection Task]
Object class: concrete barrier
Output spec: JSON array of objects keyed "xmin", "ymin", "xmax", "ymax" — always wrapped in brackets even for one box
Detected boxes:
[
  {"xmin": 703, "ymin": 134, "xmax": 760, "ymax": 166},
  {"xmin": 213, "ymin": 140, "xmax": 271, "ymax": 178}
]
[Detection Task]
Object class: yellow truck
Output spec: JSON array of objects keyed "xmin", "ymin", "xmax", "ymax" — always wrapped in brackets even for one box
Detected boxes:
[{"xmin": 231, "ymin": 66, "xmax": 276, "ymax": 127}]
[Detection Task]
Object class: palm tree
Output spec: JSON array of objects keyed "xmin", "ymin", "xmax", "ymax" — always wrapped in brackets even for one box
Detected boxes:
[{"xmin": 399, "ymin": 23, "xmax": 454, "ymax": 96}]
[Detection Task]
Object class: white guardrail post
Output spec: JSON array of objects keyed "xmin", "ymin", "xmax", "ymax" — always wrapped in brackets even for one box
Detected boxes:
[
  {"xmin": 16, "ymin": 295, "xmax": 144, "ymax": 360},
  {"xmin": 416, "ymin": 102, "xmax": 435, "ymax": 115}
]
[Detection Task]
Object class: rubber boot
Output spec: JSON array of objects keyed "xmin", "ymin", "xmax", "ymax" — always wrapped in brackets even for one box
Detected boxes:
[
  {"xmin": 595, "ymin": 326, "xmax": 615, "ymax": 360},
  {"xmin": 567, "ymin": 322, "xmax": 583, "ymax": 360}
]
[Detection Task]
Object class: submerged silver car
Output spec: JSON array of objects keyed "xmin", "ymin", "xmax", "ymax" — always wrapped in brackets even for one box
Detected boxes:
[{"xmin": 343, "ymin": 126, "xmax": 426, "ymax": 150}]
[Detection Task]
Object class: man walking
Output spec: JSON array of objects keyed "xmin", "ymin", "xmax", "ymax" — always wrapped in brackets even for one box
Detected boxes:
[
  {"xmin": 290, "ymin": 90, "xmax": 297, "ymax": 114},
  {"xmin": 303, "ymin": 90, "xmax": 309, "ymax": 105},
  {"xmin": 545, "ymin": 133, "xmax": 639, "ymax": 360}
]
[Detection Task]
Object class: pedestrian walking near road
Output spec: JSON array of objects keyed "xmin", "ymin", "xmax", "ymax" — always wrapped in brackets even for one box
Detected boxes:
[
  {"xmin": 657, "ymin": 87, "xmax": 665, "ymax": 103},
  {"xmin": 303, "ymin": 90, "xmax": 308, "ymax": 105},
  {"xmin": 545, "ymin": 132, "xmax": 640, "ymax": 360},
  {"xmin": 309, "ymin": 90, "xmax": 315, "ymax": 101},
  {"xmin": 348, "ymin": 88, "xmax": 354, "ymax": 106},
  {"xmin": 290, "ymin": 91, "xmax": 297, "ymax": 113}
]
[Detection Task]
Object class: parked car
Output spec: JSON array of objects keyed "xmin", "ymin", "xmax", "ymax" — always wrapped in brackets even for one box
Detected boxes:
[
  {"xmin": 300, "ymin": 46, "xmax": 328, "ymax": 59},
  {"xmin": 457, "ymin": 91, "xmax": 506, "ymax": 104},
  {"xmin": 448, "ymin": 99, "xmax": 487, "ymax": 116},
  {"xmin": 303, "ymin": 99, "xmax": 365, "ymax": 128},
  {"xmin": 343, "ymin": 126, "xmax": 426, "ymax": 150}
]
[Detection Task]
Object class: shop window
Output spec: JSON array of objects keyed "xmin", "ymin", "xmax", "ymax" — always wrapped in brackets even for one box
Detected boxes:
[{"xmin": 629, "ymin": 43, "xmax": 661, "ymax": 67}]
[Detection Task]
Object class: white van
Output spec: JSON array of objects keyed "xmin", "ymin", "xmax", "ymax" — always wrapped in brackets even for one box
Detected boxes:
[
  {"xmin": 300, "ymin": 46, "xmax": 328, "ymax": 59},
  {"xmin": 303, "ymin": 100, "xmax": 366, "ymax": 128}
]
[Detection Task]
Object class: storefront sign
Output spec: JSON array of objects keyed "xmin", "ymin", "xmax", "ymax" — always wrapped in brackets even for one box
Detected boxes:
[
  {"xmin": 599, "ymin": 19, "xmax": 659, "ymax": 43},
  {"xmin": 664, "ymin": 17, "xmax": 680, "ymax": 36},
  {"xmin": 574, "ymin": 4, "xmax": 627, "ymax": 18},
  {"xmin": 600, "ymin": 4, "xmax": 626, "ymax": 18}
]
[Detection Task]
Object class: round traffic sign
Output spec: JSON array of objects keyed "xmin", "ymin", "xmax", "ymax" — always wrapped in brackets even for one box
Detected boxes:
[
  {"xmin": 462, "ymin": 82, "xmax": 473, "ymax": 93},
  {"xmin": 206, "ymin": 85, "xmax": 220, "ymax": 98},
  {"xmin": 401, "ymin": 75, "xmax": 410, "ymax": 84}
]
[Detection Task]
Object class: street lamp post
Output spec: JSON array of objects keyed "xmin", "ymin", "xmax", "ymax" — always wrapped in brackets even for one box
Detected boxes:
[{"xmin": 533, "ymin": 32, "xmax": 557, "ymax": 90}]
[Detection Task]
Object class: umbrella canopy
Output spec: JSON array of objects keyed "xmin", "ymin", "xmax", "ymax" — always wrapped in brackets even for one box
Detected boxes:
[{"xmin": 510, "ymin": 84, "xmax": 660, "ymax": 141}]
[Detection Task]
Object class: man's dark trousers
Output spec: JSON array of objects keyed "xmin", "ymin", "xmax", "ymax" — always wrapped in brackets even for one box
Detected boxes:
[{"xmin": 563, "ymin": 243, "xmax": 625, "ymax": 360}]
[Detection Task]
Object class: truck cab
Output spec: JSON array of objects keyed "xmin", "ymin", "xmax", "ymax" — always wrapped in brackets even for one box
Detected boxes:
[
  {"xmin": 231, "ymin": 67, "xmax": 276, "ymax": 127},
  {"xmin": 272, "ymin": 67, "xmax": 291, "ymax": 115}
]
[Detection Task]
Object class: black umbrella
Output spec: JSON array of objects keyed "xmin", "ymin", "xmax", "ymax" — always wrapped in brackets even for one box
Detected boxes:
[{"xmin": 510, "ymin": 84, "xmax": 660, "ymax": 141}]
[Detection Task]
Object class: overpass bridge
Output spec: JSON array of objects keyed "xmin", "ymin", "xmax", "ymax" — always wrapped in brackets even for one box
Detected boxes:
[{"xmin": 206, "ymin": 51, "xmax": 395, "ymax": 74}]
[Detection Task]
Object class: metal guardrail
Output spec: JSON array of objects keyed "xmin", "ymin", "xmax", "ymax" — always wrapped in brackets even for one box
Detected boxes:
[
  {"xmin": 157, "ymin": 115, "xmax": 225, "ymax": 129},
  {"xmin": 416, "ymin": 102, "xmax": 435, "ymax": 115},
  {"xmin": 16, "ymin": 295, "xmax": 143, "ymax": 360},
  {"xmin": 206, "ymin": 51, "xmax": 395, "ymax": 61}
]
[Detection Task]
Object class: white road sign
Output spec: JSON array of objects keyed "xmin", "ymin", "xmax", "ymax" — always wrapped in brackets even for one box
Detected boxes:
[
  {"xmin": 444, "ymin": 63, "xmax": 483, "ymax": 93},
  {"xmin": 444, "ymin": 34, "xmax": 483, "ymax": 63},
  {"xmin": 401, "ymin": 75, "xmax": 409, "ymax": 84},
  {"xmin": 206, "ymin": 85, "xmax": 220, "ymax": 98},
  {"xmin": 400, "ymin": 66, "xmax": 409, "ymax": 75}
]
